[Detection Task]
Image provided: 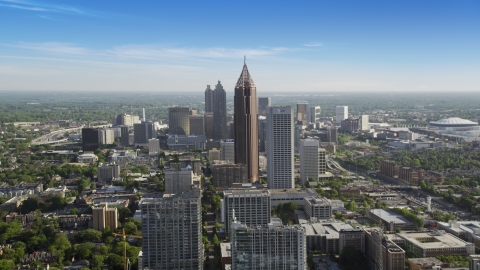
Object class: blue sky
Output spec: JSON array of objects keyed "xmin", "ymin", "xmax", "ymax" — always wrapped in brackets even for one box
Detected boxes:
[{"xmin": 1, "ymin": 0, "xmax": 479, "ymax": 93}]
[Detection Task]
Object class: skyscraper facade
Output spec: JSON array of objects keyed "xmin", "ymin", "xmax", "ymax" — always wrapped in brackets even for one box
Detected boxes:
[
  {"xmin": 222, "ymin": 189, "xmax": 270, "ymax": 233},
  {"xmin": 168, "ymin": 106, "xmax": 190, "ymax": 135},
  {"xmin": 204, "ymin": 85, "xmax": 213, "ymax": 113},
  {"xmin": 204, "ymin": 112, "xmax": 214, "ymax": 140},
  {"xmin": 213, "ymin": 80, "xmax": 227, "ymax": 140},
  {"xmin": 297, "ymin": 103, "xmax": 308, "ymax": 124},
  {"xmin": 133, "ymin": 120, "xmax": 156, "ymax": 145},
  {"xmin": 300, "ymin": 139, "xmax": 320, "ymax": 183},
  {"xmin": 234, "ymin": 61, "xmax": 259, "ymax": 183},
  {"xmin": 266, "ymin": 106, "xmax": 294, "ymax": 189},
  {"xmin": 336, "ymin": 105, "xmax": 348, "ymax": 125},
  {"xmin": 189, "ymin": 114, "xmax": 205, "ymax": 135},
  {"xmin": 361, "ymin": 114, "xmax": 370, "ymax": 131},
  {"xmin": 119, "ymin": 125, "xmax": 130, "ymax": 146},
  {"xmin": 309, "ymin": 106, "xmax": 321, "ymax": 123},
  {"xmin": 258, "ymin": 116, "xmax": 267, "ymax": 153},
  {"xmin": 258, "ymin": 97, "xmax": 271, "ymax": 116},
  {"xmin": 231, "ymin": 220, "xmax": 307, "ymax": 270},
  {"xmin": 141, "ymin": 190, "xmax": 203, "ymax": 270},
  {"xmin": 82, "ymin": 128, "xmax": 100, "ymax": 151}
]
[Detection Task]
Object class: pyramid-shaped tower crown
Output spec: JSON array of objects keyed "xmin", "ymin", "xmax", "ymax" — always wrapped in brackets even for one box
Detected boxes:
[{"xmin": 236, "ymin": 63, "xmax": 255, "ymax": 88}]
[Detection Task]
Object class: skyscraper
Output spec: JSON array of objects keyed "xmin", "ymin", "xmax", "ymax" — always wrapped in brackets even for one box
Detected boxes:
[
  {"xmin": 82, "ymin": 128, "xmax": 100, "ymax": 151},
  {"xmin": 258, "ymin": 97, "xmax": 271, "ymax": 116},
  {"xmin": 231, "ymin": 219, "xmax": 307, "ymax": 270},
  {"xmin": 141, "ymin": 190, "xmax": 203, "ymax": 270},
  {"xmin": 189, "ymin": 114, "xmax": 205, "ymax": 135},
  {"xmin": 361, "ymin": 114, "xmax": 370, "ymax": 131},
  {"xmin": 119, "ymin": 125, "xmax": 130, "ymax": 146},
  {"xmin": 300, "ymin": 139, "xmax": 321, "ymax": 183},
  {"xmin": 266, "ymin": 106, "xmax": 294, "ymax": 189},
  {"xmin": 297, "ymin": 103, "xmax": 308, "ymax": 124},
  {"xmin": 309, "ymin": 106, "xmax": 321, "ymax": 123},
  {"xmin": 336, "ymin": 105, "xmax": 348, "ymax": 125},
  {"xmin": 223, "ymin": 189, "xmax": 270, "ymax": 233},
  {"xmin": 133, "ymin": 120, "xmax": 156, "ymax": 145},
  {"xmin": 234, "ymin": 60, "xmax": 259, "ymax": 183},
  {"xmin": 204, "ymin": 112, "xmax": 214, "ymax": 140},
  {"xmin": 213, "ymin": 80, "xmax": 227, "ymax": 140},
  {"xmin": 204, "ymin": 85, "xmax": 213, "ymax": 113},
  {"xmin": 168, "ymin": 106, "xmax": 190, "ymax": 135}
]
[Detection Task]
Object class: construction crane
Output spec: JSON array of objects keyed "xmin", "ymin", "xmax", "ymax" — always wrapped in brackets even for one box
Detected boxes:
[{"xmin": 112, "ymin": 228, "xmax": 142, "ymax": 270}]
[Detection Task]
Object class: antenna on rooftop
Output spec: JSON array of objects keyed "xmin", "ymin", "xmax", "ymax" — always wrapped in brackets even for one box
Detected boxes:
[{"xmin": 143, "ymin": 108, "xmax": 146, "ymax": 121}]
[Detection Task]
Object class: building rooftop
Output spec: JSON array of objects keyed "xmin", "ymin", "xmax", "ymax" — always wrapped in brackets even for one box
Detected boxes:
[
  {"xmin": 220, "ymin": 242, "xmax": 231, "ymax": 258},
  {"xmin": 269, "ymin": 188, "xmax": 316, "ymax": 195},
  {"xmin": 370, "ymin": 209, "xmax": 410, "ymax": 224},
  {"xmin": 223, "ymin": 189, "xmax": 270, "ymax": 197},
  {"xmin": 397, "ymin": 230, "xmax": 471, "ymax": 248},
  {"xmin": 429, "ymin": 117, "xmax": 478, "ymax": 126},
  {"xmin": 301, "ymin": 222, "xmax": 355, "ymax": 239}
]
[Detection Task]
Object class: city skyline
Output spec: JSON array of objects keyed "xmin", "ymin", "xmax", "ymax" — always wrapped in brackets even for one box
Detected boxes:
[{"xmin": 1, "ymin": 0, "xmax": 479, "ymax": 92}]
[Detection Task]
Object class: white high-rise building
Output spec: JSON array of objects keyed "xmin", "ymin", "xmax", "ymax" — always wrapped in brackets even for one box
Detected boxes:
[
  {"xmin": 336, "ymin": 106, "xmax": 348, "ymax": 125},
  {"xmin": 266, "ymin": 106, "xmax": 294, "ymax": 189},
  {"xmin": 141, "ymin": 190, "xmax": 203, "ymax": 270},
  {"xmin": 231, "ymin": 219, "xmax": 307, "ymax": 270},
  {"xmin": 220, "ymin": 139, "xmax": 235, "ymax": 163},
  {"xmin": 309, "ymin": 106, "xmax": 321, "ymax": 123},
  {"xmin": 148, "ymin": 138, "xmax": 160, "ymax": 154},
  {"xmin": 222, "ymin": 189, "xmax": 270, "ymax": 233},
  {"xmin": 361, "ymin": 115, "xmax": 369, "ymax": 131},
  {"xmin": 299, "ymin": 139, "xmax": 326, "ymax": 183}
]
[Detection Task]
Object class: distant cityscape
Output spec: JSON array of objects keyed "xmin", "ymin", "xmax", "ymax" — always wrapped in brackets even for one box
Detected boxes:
[{"xmin": 0, "ymin": 59, "xmax": 480, "ymax": 270}]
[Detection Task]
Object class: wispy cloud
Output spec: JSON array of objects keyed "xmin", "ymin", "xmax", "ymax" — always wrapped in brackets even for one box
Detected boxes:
[
  {"xmin": 0, "ymin": 0, "xmax": 91, "ymax": 15},
  {"xmin": 6, "ymin": 42, "xmax": 89, "ymax": 55},
  {"xmin": 109, "ymin": 45, "xmax": 294, "ymax": 60},
  {"xmin": 37, "ymin": 14, "xmax": 54, "ymax": 20},
  {"xmin": 4, "ymin": 42, "xmax": 296, "ymax": 60},
  {"xmin": 304, "ymin": 42, "xmax": 323, "ymax": 47}
]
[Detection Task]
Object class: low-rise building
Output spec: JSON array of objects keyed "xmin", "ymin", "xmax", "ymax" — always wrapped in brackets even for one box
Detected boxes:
[
  {"xmin": 367, "ymin": 208, "xmax": 418, "ymax": 231},
  {"xmin": 303, "ymin": 196, "xmax": 332, "ymax": 220},
  {"xmin": 339, "ymin": 228, "xmax": 365, "ymax": 253},
  {"xmin": 77, "ymin": 153, "xmax": 98, "ymax": 164},
  {"xmin": 365, "ymin": 228, "xmax": 405, "ymax": 270},
  {"xmin": 269, "ymin": 188, "xmax": 318, "ymax": 207},
  {"xmin": 301, "ymin": 221, "xmax": 356, "ymax": 253},
  {"xmin": 396, "ymin": 230, "xmax": 475, "ymax": 257}
]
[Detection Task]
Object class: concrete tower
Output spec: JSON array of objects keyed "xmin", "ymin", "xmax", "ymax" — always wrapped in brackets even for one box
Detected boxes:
[
  {"xmin": 266, "ymin": 106, "xmax": 294, "ymax": 189},
  {"xmin": 204, "ymin": 85, "xmax": 213, "ymax": 113}
]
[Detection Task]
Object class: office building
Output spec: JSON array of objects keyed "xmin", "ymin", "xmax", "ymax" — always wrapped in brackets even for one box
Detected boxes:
[
  {"xmin": 365, "ymin": 228, "xmax": 405, "ymax": 270},
  {"xmin": 301, "ymin": 221, "xmax": 356, "ymax": 253},
  {"xmin": 309, "ymin": 106, "xmax": 321, "ymax": 123},
  {"xmin": 258, "ymin": 97, "xmax": 271, "ymax": 116},
  {"xmin": 234, "ymin": 61, "xmax": 259, "ymax": 183},
  {"xmin": 361, "ymin": 115, "xmax": 369, "ymax": 131},
  {"xmin": 222, "ymin": 189, "xmax": 270, "ymax": 233},
  {"xmin": 164, "ymin": 168, "xmax": 193, "ymax": 194},
  {"xmin": 133, "ymin": 120, "xmax": 156, "ymax": 145},
  {"xmin": 204, "ymin": 112, "xmax": 214, "ymax": 140},
  {"xmin": 168, "ymin": 106, "xmax": 190, "ymax": 135},
  {"xmin": 220, "ymin": 139, "xmax": 235, "ymax": 162},
  {"xmin": 148, "ymin": 138, "xmax": 160, "ymax": 154},
  {"xmin": 367, "ymin": 209, "xmax": 418, "ymax": 231},
  {"xmin": 258, "ymin": 116, "xmax": 267, "ymax": 152},
  {"xmin": 341, "ymin": 117, "xmax": 360, "ymax": 132},
  {"xmin": 82, "ymin": 128, "xmax": 100, "ymax": 151},
  {"xmin": 119, "ymin": 125, "xmax": 130, "ymax": 146},
  {"xmin": 209, "ymin": 148, "xmax": 221, "ymax": 161},
  {"xmin": 166, "ymin": 135, "xmax": 206, "ymax": 150},
  {"xmin": 297, "ymin": 103, "xmax": 308, "ymax": 124},
  {"xmin": 112, "ymin": 113, "xmax": 140, "ymax": 127},
  {"xmin": 397, "ymin": 230, "xmax": 475, "ymax": 258},
  {"xmin": 189, "ymin": 114, "xmax": 205, "ymax": 135},
  {"xmin": 141, "ymin": 190, "xmax": 203, "ymax": 270},
  {"xmin": 231, "ymin": 219, "xmax": 307, "ymax": 270},
  {"xmin": 92, "ymin": 204, "xmax": 118, "ymax": 232},
  {"xmin": 98, "ymin": 163, "xmax": 121, "ymax": 183},
  {"xmin": 336, "ymin": 106, "xmax": 348, "ymax": 125},
  {"xmin": 213, "ymin": 81, "xmax": 228, "ymax": 140},
  {"xmin": 304, "ymin": 196, "xmax": 332, "ymax": 220},
  {"xmin": 205, "ymin": 85, "xmax": 214, "ymax": 113},
  {"xmin": 211, "ymin": 163, "xmax": 248, "ymax": 188},
  {"xmin": 339, "ymin": 229, "xmax": 365, "ymax": 253},
  {"xmin": 300, "ymin": 139, "xmax": 326, "ymax": 183},
  {"xmin": 327, "ymin": 126, "xmax": 337, "ymax": 143},
  {"xmin": 266, "ymin": 106, "xmax": 294, "ymax": 189},
  {"xmin": 98, "ymin": 128, "xmax": 114, "ymax": 145}
]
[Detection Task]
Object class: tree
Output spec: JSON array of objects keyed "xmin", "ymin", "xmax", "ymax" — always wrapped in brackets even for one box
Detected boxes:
[
  {"xmin": 19, "ymin": 197, "xmax": 39, "ymax": 213},
  {"xmin": 105, "ymin": 254, "xmax": 124, "ymax": 270},
  {"xmin": 124, "ymin": 222, "xmax": 138, "ymax": 235},
  {"xmin": 49, "ymin": 233, "xmax": 71, "ymax": 252},
  {"xmin": 92, "ymin": 255, "xmax": 104, "ymax": 270},
  {"xmin": 78, "ymin": 229, "xmax": 102, "ymax": 242},
  {"xmin": 0, "ymin": 259, "xmax": 14, "ymax": 270},
  {"xmin": 70, "ymin": 207, "xmax": 79, "ymax": 215},
  {"xmin": 74, "ymin": 242, "xmax": 95, "ymax": 259}
]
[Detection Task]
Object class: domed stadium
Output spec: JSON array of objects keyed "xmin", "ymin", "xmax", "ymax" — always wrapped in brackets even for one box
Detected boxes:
[{"xmin": 429, "ymin": 117, "xmax": 478, "ymax": 128}]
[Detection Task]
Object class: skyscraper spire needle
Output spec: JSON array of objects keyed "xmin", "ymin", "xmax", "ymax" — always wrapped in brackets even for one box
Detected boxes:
[{"xmin": 244, "ymin": 55, "xmax": 246, "ymax": 64}]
